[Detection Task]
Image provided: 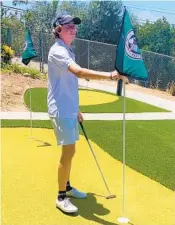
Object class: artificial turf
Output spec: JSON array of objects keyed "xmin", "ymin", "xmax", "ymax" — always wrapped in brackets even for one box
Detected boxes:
[
  {"xmin": 24, "ymin": 88, "xmax": 168, "ymax": 113},
  {"xmin": 2, "ymin": 119, "xmax": 175, "ymax": 191}
]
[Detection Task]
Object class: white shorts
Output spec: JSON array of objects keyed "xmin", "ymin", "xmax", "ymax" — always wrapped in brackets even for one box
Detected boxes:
[{"xmin": 50, "ymin": 117, "xmax": 79, "ymax": 146}]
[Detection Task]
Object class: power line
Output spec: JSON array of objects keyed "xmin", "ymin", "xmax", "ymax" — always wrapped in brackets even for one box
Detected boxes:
[
  {"xmin": 125, "ymin": 5, "xmax": 175, "ymax": 15},
  {"xmin": 125, "ymin": 4, "xmax": 175, "ymax": 14},
  {"xmin": 2, "ymin": 4, "xmax": 175, "ymax": 26},
  {"xmin": 125, "ymin": 6, "xmax": 175, "ymax": 26},
  {"xmin": 24, "ymin": 0, "xmax": 37, "ymax": 5},
  {"xmin": 1, "ymin": 5, "xmax": 27, "ymax": 12},
  {"xmin": 134, "ymin": 18, "xmax": 175, "ymax": 26},
  {"xmin": 12, "ymin": 0, "xmax": 36, "ymax": 5}
]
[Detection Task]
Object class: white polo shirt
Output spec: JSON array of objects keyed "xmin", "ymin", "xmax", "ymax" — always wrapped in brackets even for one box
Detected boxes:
[{"xmin": 47, "ymin": 39, "xmax": 79, "ymax": 118}]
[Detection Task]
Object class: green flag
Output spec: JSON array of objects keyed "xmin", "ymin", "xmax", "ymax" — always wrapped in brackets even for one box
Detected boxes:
[
  {"xmin": 115, "ymin": 8, "xmax": 148, "ymax": 81},
  {"xmin": 22, "ymin": 28, "xmax": 37, "ymax": 65}
]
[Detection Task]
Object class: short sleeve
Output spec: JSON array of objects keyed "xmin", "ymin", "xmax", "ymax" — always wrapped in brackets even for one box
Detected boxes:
[{"xmin": 51, "ymin": 48, "xmax": 75, "ymax": 71}]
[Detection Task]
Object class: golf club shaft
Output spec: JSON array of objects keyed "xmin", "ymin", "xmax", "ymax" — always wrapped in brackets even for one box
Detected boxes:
[{"xmin": 79, "ymin": 122, "xmax": 111, "ymax": 195}]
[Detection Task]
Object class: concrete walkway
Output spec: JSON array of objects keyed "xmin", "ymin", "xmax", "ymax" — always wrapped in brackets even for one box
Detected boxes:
[
  {"xmin": 1, "ymin": 79, "xmax": 175, "ymax": 120},
  {"xmin": 1, "ymin": 111, "xmax": 175, "ymax": 120}
]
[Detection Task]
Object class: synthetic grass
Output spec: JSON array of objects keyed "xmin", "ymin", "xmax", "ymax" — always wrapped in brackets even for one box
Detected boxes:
[
  {"xmin": 24, "ymin": 88, "xmax": 168, "ymax": 113},
  {"xmin": 2, "ymin": 119, "xmax": 175, "ymax": 190},
  {"xmin": 2, "ymin": 128, "xmax": 174, "ymax": 225}
]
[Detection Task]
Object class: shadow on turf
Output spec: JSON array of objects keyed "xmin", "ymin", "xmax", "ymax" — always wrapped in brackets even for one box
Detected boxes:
[
  {"xmin": 72, "ymin": 192, "xmax": 120, "ymax": 225},
  {"xmin": 32, "ymin": 138, "xmax": 52, "ymax": 147}
]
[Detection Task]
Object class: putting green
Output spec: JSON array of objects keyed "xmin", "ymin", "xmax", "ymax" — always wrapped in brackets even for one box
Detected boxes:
[
  {"xmin": 80, "ymin": 90, "xmax": 118, "ymax": 106},
  {"xmin": 2, "ymin": 128, "xmax": 175, "ymax": 225}
]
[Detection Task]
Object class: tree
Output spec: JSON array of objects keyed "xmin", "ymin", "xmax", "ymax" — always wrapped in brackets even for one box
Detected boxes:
[
  {"xmin": 1, "ymin": 11, "xmax": 26, "ymax": 55},
  {"xmin": 56, "ymin": 1, "xmax": 88, "ymax": 39},
  {"xmin": 56, "ymin": 0, "xmax": 124, "ymax": 44},
  {"xmin": 80, "ymin": 1, "xmax": 123, "ymax": 44},
  {"xmin": 13, "ymin": 0, "xmax": 28, "ymax": 5},
  {"xmin": 13, "ymin": 0, "xmax": 59, "ymax": 32},
  {"xmin": 136, "ymin": 17, "xmax": 175, "ymax": 56},
  {"xmin": 170, "ymin": 26, "xmax": 175, "ymax": 57},
  {"xmin": 11, "ymin": 0, "xmax": 124, "ymax": 44}
]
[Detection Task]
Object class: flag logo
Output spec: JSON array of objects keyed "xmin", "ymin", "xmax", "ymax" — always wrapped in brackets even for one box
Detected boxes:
[
  {"xmin": 125, "ymin": 30, "xmax": 142, "ymax": 60},
  {"xmin": 24, "ymin": 41, "xmax": 28, "ymax": 51}
]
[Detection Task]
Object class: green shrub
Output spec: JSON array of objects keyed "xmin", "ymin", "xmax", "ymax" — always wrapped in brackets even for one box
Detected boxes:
[
  {"xmin": 1, "ymin": 45, "xmax": 15, "ymax": 64},
  {"xmin": 1, "ymin": 63, "xmax": 46, "ymax": 80}
]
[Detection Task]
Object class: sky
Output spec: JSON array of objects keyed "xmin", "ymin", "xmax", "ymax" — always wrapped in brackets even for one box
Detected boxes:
[
  {"xmin": 2, "ymin": 0, "xmax": 175, "ymax": 25},
  {"xmin": 123, "ymin": 1, "xmax": 175, "ymax": 25}
]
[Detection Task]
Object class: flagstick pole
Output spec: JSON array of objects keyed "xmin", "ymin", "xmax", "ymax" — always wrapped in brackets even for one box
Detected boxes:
[
  {"xmin": 29, "ymin": 85, "xmax": 33, "ymax": 138},
  {"xmin": 22, "ymin": 27, "xmax": 37, "ymax": 139},
  {"xmin": 117, "ymin": 82, "xmax": 129, "ymax": 224},
  {"xmin": 122, "ymin": 82, "xmax": 127, "ymax": 217},
  {"xmin": 28, "ymin": 63, "xmax": 33, "ymax": 139}
]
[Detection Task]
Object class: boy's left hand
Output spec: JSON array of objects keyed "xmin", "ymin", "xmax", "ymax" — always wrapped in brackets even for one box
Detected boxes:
[{"xmin": 78, "ymin": 111, "xmax": 83, "ymax": 123}]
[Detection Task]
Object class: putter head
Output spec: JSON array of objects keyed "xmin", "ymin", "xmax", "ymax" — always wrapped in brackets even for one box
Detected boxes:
[{"xmin": 106, "ymin": 194, "xmax": 116, "ymax": 199}]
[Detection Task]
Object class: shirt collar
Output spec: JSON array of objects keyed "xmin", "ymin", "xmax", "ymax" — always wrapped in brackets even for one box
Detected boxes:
[{"xmin": 57, "ymin": 38, "xmax": 74, "ymax": 53}]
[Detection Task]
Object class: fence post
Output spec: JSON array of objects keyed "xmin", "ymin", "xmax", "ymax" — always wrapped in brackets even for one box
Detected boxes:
[
  {"xmin": 88, "ymin": 40, "xmax": 90, "ymax": 69},
  {"xmin": 39, "ymin": 30, "xmax": 42, "ymax": 72},
  {"xmin": 7, "ymin": 28, "xmax": 12, "ymax": 47},
  {"xmin": 41, "ymin": 29, "xmax": 44, "ymax": 73}
]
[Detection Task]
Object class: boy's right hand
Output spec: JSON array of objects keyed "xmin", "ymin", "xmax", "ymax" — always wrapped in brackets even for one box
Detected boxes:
[{"xmin": 111, "ymin": 70, "xmax": 129, "ymax": 84}]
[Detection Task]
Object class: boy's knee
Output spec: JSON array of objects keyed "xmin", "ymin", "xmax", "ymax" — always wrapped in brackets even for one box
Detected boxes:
[{"xmin": 61, "ymin": 144, "xmax": 76, "ymax": 162}]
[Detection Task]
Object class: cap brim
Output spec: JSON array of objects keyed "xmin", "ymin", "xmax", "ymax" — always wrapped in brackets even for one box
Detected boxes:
[{"xmin": 72, "ymin": 17, "xmax": 81, "ymax": 25}]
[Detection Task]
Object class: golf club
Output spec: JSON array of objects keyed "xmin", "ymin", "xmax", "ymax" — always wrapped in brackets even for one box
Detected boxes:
[{"xmin": 79, "ymin": 121, "xmax": 116, "ymax": 199}]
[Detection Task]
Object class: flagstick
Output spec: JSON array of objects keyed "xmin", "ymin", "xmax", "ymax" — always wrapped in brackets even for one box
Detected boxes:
[
  {"xmin": 29, "ymin": 85, "xmax": 33, "ymax": 138},
  {"xmin": 28, "ymin": 63, "xmax": 33, "ymax": 139},
  {"xmin": 117, "ymin": 82, "xmax": 129, "ymax": 224},
  {"xmin": 22, "ymin": 27, "xmax": 37, "ymax": 139}
]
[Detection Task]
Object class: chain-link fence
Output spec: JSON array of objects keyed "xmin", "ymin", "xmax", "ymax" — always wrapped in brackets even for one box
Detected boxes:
[
  {"xmin": 1, "ymin": 27, "xmax": 175, "ymax": 90},
  {"xmin": 74, "ymin": 39, "xmax": 175, "ymax": 90}
]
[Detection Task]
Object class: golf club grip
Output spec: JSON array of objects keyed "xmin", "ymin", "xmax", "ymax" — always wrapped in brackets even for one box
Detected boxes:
[{"xmin": 79, "ymin": 122, "xmax": 88, "ymax": 141}]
